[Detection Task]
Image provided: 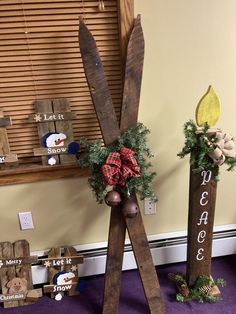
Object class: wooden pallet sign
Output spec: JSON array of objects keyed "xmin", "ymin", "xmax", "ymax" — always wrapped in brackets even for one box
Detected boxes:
[
  {"xmin": 28, "ymin": 99, "xmax": 79, "ymax": 166},
  {"xmin": 0, "ymin": 240, "xmax": 42, "ymax": 308},
  {"xmin": 0, "ymin": 111, "xmax": 18, "ymax": 166},
  {"xmin": 41, "ymin": 246, "xmax": 83, "ymax": 301}
]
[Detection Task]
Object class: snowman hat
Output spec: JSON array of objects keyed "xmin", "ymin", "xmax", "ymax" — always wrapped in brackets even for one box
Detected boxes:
[{"xmin": 53, "ymin": 271, "xmax": 68, "ymax": 285}]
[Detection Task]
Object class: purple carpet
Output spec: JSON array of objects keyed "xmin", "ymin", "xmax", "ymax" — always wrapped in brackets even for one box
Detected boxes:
[{"xmin": 0, "ymin": 255, "xmax": 235, "ymax": 313}]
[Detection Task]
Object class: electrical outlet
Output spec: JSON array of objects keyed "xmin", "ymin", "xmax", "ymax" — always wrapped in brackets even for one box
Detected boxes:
[
  {"xmin": 18, "ymin": 212, "xmax": 34, "ymax": 230},
  {"xmin": 144, "ymin": 198, "xmax": 157, "ymax": 215}
]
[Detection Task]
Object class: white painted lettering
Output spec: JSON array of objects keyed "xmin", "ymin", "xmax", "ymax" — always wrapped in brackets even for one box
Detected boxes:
[
  {"xmin": 197, "ymin": 230, "xmax": 206, "ymax": 243},
  {"xmin": 52, "ymin": 259, "xmax": 64, "ymax": 266},
  {"xmin": 53, "ymin": 285, "xmax": 72, "ymax": 292},
  {"xmin": 201, "ymin": 170, "xmax": 212, "ymax": 186},
  {"xmin": 200, "ymin": 191, "xmax": 209, "ymax": 206},
  {"xmin": 197, "ymin": 211, "xmax": 208, "ymax": 225},
  {"xmin": 47, "ymin": 147, "xmax": 67, "ymax": 155},
  {"xmin": 0, "ymin": 293, "xmax": 24, "ymax": 302},
  {"xmin": 43, "ymin": 113, "xmax": 65, "ymax": 121},
  {"xmin": 5, "ymin": 259, "xmax": 22, "ymax": 266},
  {"xmin": 66, "ymin": 258, "xmax": 72, "ymax": 264},
  {"xmin": 196, "ymin": 248, "xmax": 204, "ymax": 260}
]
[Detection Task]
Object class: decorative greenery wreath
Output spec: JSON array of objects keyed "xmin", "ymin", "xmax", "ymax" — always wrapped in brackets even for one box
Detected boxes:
[
  {"xmin": 178, "ymin": 86, "xmax": 236, "ymax": 177},
  {"xmin": 78, "ymin": 123, "xmax": 157, "ymax": 203}
]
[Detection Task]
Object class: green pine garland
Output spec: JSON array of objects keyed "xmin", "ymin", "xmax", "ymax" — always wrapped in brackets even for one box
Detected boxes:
[
  {"xmin": 171, "ymin": 272, "xmax": 226, "ymax": 303},
  {"xmin": 78, "ymin": 123, "xmax": 157, "ymax": 203},
  {"xmin": 178, "ymin": 120, "xmax": 236, "ymax": 176}
]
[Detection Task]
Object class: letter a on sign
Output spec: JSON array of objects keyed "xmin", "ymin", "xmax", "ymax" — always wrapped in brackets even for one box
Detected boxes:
[{"xmin": 197, "ymin": 211, "xmax": 208, "ymax": 226}]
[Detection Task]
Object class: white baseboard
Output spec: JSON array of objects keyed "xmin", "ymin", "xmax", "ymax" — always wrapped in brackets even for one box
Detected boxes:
[{"xmin": 31, "ymin": 224, "xmax": 236, "ymax": 285}]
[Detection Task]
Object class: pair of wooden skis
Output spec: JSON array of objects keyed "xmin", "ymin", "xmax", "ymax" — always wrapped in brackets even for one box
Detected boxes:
[{"xmin": 79, "ymin": 16, "xmax": 165, "ymax": 314}]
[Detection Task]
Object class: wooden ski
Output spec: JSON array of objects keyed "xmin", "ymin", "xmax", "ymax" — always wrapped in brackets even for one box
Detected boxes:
[{"xmin": 79, "ymin": 17, "xmax": 165, "ymax": 314}]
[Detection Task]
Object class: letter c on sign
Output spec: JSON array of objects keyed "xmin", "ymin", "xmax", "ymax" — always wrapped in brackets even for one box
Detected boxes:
[{"xmin": 197, "ymin": 230, "xmax": 206, "ymax": 243}]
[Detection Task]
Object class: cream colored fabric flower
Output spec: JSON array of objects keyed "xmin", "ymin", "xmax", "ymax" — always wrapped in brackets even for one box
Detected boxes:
[
  {"xmin": 208, "ymin": 131, "xmax": 236, "ymax": 166},
  {"xmin": 196, "ymin": 128, "xmax": 236, "ymax": 166}
]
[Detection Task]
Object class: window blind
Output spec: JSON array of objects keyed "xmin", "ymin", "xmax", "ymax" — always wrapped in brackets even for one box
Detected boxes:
[{"xmin": 0, "ymin": 0, "xmax": 122, "ymax": 175}]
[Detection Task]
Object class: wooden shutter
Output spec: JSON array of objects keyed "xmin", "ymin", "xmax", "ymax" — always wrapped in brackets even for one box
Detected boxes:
[{"xmin": 0, "ymin": 0, "xmax": 123, "ymax": 184}]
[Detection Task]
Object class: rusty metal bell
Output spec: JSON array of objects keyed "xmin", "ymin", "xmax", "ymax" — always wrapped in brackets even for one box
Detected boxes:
[
  {"xmin": 122, "ymin": 200, "xmax": 138, "ymax": 218},
  {"xmin": 105, "ymin": 190, "xmax": 122, "ymax": 207}
]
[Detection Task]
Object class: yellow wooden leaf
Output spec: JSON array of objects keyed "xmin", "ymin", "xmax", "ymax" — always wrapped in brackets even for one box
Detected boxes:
[{"xmin": 195, "ymin": 86, "xmax": 221, "ymax": 126}]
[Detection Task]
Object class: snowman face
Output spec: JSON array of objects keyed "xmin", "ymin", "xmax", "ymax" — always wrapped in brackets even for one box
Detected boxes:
[
  {"xmin": 56, "ymin": 272, "xmax": 75, "ymax": 285},
  {"xmin": 46, "ymin": 133, "xmax": 67, "ymax": 147}
]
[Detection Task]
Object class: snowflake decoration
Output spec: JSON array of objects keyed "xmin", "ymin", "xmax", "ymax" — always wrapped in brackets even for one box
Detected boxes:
[
  {"xmin": 71, "ymin": 265, "xmax": 77, "ymax": 272},
  {"xmin": 44, "ymin": 260, "xmax": 51, "ymax": 267},
  {"xmin": 33, "ymin": 113, "xmax": 42, "ymax": 122}
]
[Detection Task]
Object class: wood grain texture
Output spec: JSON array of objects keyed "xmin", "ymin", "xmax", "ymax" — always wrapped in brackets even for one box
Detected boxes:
[
  {"xmin": 0, "ymin": 165, "xmax": 89, "ymax": 186},
  {"xmin": 118, "ymin": 0, "xmax": 134, "ymax": 62},
  {"xmin": 64, "ymin": 247, "xmax": 80, "ymax": 296},
  {"xmin": 43, "ymin": 283, "xmax": 77, "ymax": 293},
  {"xmin": 0, "ymin": 256, "xmax": 38, "ymax": 266},
  {"xmin": 0, "ymin": 154, "xmax": 18, "ymax": 163},
  {"xmin": 0, "ymin": 116, "xmax": 11, "ymax": 128},
  {"xmin": 53, "ymin": 99, "xmax": 76, "ymax": 165},
  {"xmin": 102, "ymin": 206, "xmax": 126, "ymax": 314},
  {"xmin": 34, "ymin": 99, "xmax": 58, "ymax": 165},
  {"xmin": 120, "ymin": 15, "xmax": 144, "ymax": 133},
  {"xmin": 79, "ymin": 18, "xmax": 120, "ymax": 146},
  {"xmin": 0, "ymin": 242, "xmax": 18, "ymax": 308},
  {"xmin": 48, "ymin": 247, "xmax": 63, "ymax": 299},
  {"xmin": 0, "ymin": 111, "xmax": 11, "ymax": 155},
  {"xmin": 186, "ymin": 169, "xmax": 217, "ymax": 286},
  {"xmin": 13, "ymin": 240, "xmax": 33, "ymax": 306},
  {"xmin": 28, "ymin": 112, "xmax": 76, "ymax": 123},
  {"xmin": 33, "ymin": 146, "xmax": 69, "ymax": 156},
  {"xmin": 125, "ymin": 209, "xmax": 165, "ymax": 314},
  {"xmin": 41, "ymin": 255, "xmax": 83, "ymax": 266}
]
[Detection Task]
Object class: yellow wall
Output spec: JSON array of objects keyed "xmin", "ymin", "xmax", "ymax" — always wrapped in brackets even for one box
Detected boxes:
[{"xmin": 1, "ymin": 0, "xmax": 236, "ymax": 251}]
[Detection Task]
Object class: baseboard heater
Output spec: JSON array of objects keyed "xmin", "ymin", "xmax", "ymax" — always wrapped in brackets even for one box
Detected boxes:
[{"xmin": 32, "ymin": 225, "xmax": 236, "ymax": 285}]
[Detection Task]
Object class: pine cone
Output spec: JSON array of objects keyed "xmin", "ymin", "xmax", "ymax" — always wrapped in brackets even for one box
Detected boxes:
[{"xmin": 199, "ymin": 285, "xmax": 212, "ymax": 295}]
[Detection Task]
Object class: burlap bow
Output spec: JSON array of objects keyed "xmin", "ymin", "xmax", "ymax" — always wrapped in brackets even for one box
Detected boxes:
[
  {"xmin": 102, "ymin": 147, "xmax": 141, "ymax": 186},
  {"xmin": 196, "ymin": 127, "xmax": 236, "ymax": 166}
]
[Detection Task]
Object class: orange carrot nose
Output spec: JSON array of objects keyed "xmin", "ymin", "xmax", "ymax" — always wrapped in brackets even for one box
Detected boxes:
[{"xmin": 55, "ymin": 139, "xmax": 63, "ymax": 146}]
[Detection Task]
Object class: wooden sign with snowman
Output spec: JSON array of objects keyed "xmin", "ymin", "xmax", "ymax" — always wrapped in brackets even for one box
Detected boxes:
[
  {"xmin": 42, "ymin": 246, "xmax": 83, "ymax": 301},
  {"xmin": 170, "ymin": 86, "xmax": 236, "ymax": 302},
  {"xmin": 29, "ymin": 98, "xmax": 80, "ymax": 166}
]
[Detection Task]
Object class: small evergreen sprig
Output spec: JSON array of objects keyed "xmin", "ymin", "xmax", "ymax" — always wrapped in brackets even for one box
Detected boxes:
[
  {"xmin": 178, "ymin": 120, "xmax": 236, "ymax": 175},
  {"xmin": 78, "ymin": 123, "xmax": 157, "ymax": 203},
  {"xmin": 171, "ymin": 273, "xmax": 226, "ymax": 303}
]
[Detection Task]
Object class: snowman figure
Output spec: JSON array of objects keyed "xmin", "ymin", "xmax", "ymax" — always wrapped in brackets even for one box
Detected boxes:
[
  {"xmin": 42, "ymin": 132, "xmax": 67, "ymax": 165},
  {"xmin": 53, "ymin": 271, "xmax": 75, "ymax": 301}
]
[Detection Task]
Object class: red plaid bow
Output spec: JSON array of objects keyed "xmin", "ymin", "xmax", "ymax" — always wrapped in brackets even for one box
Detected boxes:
[{"xmin": 102, "ymin": 147, "xmax": 141, "ymax": 186}]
